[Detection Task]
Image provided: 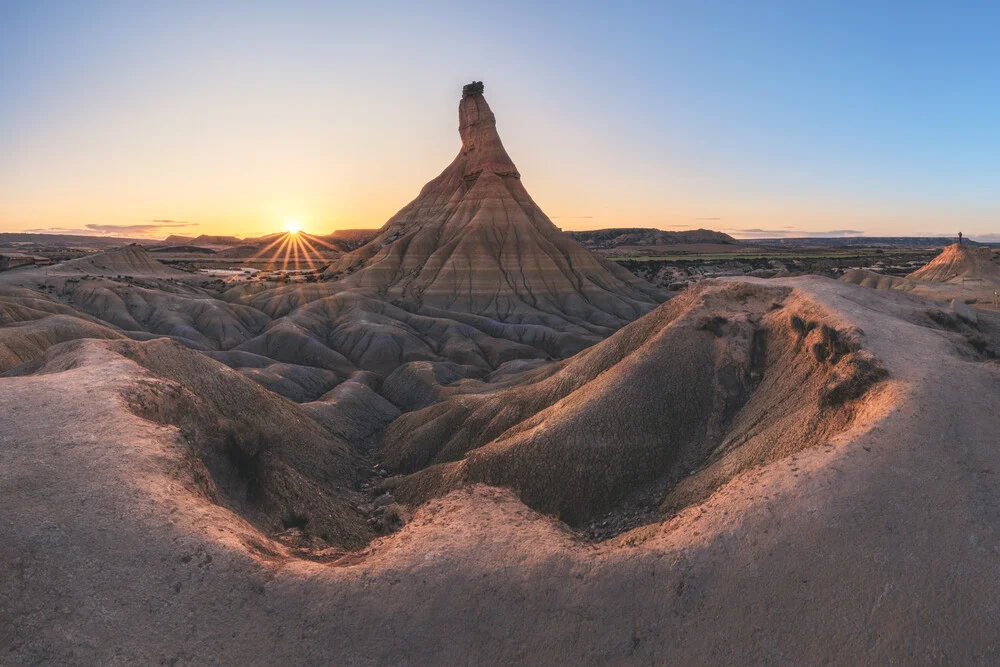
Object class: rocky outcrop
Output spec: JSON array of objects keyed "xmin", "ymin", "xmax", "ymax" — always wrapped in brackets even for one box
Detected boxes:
[{"xmin": 462, "ymin": 81, "xmax": 485, "ymax": 97}]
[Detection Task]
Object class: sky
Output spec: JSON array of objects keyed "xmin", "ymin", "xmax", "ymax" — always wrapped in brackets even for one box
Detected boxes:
[{"xmin": 1, "ymin": 1, "xmax": 998, "ymax": 241}]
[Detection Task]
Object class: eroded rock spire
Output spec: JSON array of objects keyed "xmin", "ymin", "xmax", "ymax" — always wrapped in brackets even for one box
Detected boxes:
[{"xmin": 325, "ymin": 83, "xmax": 668, "ymax": 355}]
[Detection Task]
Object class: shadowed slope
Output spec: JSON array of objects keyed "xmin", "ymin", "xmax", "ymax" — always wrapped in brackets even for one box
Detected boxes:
[
  {"xmin": 10, "ymin": 337, "xmax": 375, "ymax": 548},
  {"xmin": 382, "ymin": 279, "xmax": 892, "ymax": 525},
  {"xmin": 63, "ymin": 279, "xmax": 270, "ymax": 350},
  {"xmin": 0, "ymin": 286, "xmax": 126, "ymax": 372}
]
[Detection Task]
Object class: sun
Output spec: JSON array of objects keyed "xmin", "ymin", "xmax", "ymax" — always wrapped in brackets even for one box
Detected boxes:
[{"xmin": 284, "ymin": 220, "xmax": 301, "ymax": 234}]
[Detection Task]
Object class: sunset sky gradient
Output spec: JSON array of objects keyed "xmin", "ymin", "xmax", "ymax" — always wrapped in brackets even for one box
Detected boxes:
[{"xmin": 2, "ymin": 1, "xmax": 998, "ymax": 240}]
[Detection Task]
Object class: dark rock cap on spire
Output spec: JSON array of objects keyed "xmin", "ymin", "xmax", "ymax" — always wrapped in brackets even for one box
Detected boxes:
[{"xmin": 462, "ymin": 81, "xmax": 484, "ymax": 98}]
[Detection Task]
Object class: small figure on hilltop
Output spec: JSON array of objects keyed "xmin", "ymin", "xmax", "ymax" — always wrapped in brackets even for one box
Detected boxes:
[{"xmin": 958, "ymin": 231, "xmax": 963, "ymax": 245}]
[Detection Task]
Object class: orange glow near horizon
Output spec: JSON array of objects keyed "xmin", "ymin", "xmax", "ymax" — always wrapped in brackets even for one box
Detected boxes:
[
  {"xmin": 245, "ymin": 230, "xmax": 342, "ymax": 276},
  {"xmin": 3, "ymin": 5, "xmax": 1000, "ymax": 243}
]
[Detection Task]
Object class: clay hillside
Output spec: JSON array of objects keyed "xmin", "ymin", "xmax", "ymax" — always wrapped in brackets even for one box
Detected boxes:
[
  {"xmin": 2, "ymin": 272, "xmax": 999, "ymax": 662},
  {"xmin": 907, "ymin": 242, "xmax": 1000, "ymax": 283},
  {"xmin": 841, "ymin": 241, "xmax": 1000, "ymax": 309},
  {"xmin": 325, "ymin": 82, "xmax": 666, "ymax": 330},
  {"xmin": 57, "ymin": 243, "xmax": 188, "ymax": 277}
]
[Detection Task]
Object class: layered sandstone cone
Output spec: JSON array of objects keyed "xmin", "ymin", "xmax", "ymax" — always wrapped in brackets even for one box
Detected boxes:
[
  {"xmin": 327, "ymin": 82, "xmax": 666, "ymax": 335},
  {"xmin": 907, "ymin": 242, "xmax": 1000, "ymax": 283}
]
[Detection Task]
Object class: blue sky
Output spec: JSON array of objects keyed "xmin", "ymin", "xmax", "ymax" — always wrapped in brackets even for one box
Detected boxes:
[{"xmin": 1, "ymin": 0, "xmax": 998, "ymax": 239}]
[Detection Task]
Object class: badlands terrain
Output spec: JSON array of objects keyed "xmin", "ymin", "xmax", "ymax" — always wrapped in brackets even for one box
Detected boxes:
[{"xmin": 2, "ymin": 84, "xmax": 1000, "ymax": 664}]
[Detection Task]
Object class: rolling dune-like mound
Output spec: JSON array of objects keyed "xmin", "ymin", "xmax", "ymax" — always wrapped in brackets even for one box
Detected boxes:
[
  {"xmin": 0, "ymin": 314, "xmax": 124, "ymax": 373},
  {"xmin": 241, "ymin": 290, "xmax": 560, "ymax": 375},
  {"xmin": 325, "ymin": 82, "xmax": 667, "ymax": 340},
  {"xmin": 56, "ymin": 244, "xmax": 187, "ymax": 277},
  {"xmin": 839, "ymin": 269, "xmax": 912, "ymax": 290},
  {"xmin": 64, "ymin": 280, "xmax": 270, "ymax": 350},
  {"xmin": 301, "ymin": 373, "xmax": 402, "ymax": 449},
  {"xmin": 0, "ymin": 286, "xmax": 125, "ymax": 371},
  {"xmin": 907, "ymin": 242, "xmax": 1000, "ymax": 283},
  {"xmin": 381, "ymin": 279, "xmax": 891, "ymax": 525}
]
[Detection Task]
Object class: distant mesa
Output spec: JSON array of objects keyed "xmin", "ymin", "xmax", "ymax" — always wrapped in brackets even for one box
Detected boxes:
[
  {"xmin": 189, "ymin": 234, "xmax": 242, "ymax": 247},
  {"xmin": 149, "ymin": 245, "xmax": 217, "ymax": 254},
  {"xmin": 569, "ymin": 228, "xmax": 739, "ymax": 255},
  {"xmin": 569, "ymin": 228, "xmax": 738, "ymax": 245},
  {"xmin": 0, "ymin": 232, "xmax": 152, "ymax": 250}
]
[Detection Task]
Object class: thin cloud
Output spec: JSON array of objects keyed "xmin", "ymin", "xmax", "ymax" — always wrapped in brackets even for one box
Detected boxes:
[
  {"xmin": 695, "ymin": 217, "xmax": 722, "ymax": 221},
  {"xmin": 22, "ymin": 221, "xmax": 200, "ymax": 239},
  {"xmin": 550, "ymin": 215, "xmax": 594, "ymax": 219},
  {"xmin": 85, "ymin": 223, "xmax": 198, "ymax": 234},
  {"xmin": 22, "ymin": 227, "xmax": 82, "ymax": 233}
]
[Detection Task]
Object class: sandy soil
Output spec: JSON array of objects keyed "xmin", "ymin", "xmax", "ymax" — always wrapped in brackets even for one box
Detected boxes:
[{"xmin": 2, "ymin": 276, "xmax": 999, "ymax": 664}]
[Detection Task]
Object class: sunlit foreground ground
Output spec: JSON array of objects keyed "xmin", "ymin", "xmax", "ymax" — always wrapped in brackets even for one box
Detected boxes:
[{"xmin": 3, "ymin": 273, "xmax": 999, "ymax": 663}]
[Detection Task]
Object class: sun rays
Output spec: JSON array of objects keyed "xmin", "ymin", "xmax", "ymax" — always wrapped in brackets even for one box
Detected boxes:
[{"xmin": 246, "ymin": 230, "xmax": 342, "ymax": 280}]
